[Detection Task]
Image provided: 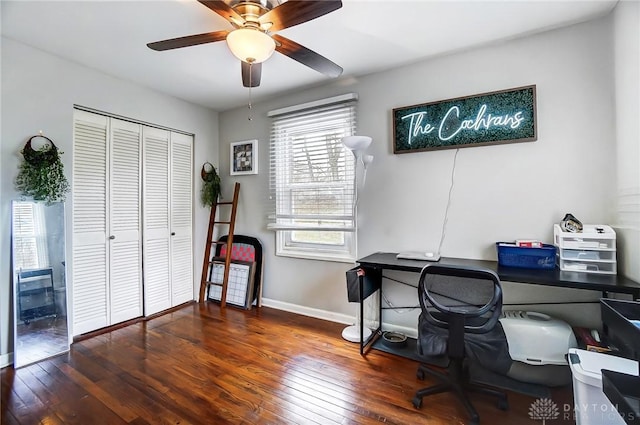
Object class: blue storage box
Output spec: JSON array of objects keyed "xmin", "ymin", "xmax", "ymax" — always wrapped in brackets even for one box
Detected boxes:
[{"xmin": 496, "ymin": 242, "xmax": 557, "ymax": 269}]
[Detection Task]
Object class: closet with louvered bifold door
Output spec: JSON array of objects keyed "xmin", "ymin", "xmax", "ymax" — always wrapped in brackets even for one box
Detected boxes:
[
  {"xmin": 72, "ymin": 109, "xmax": 193, "ymax": 335},
  {"xmin": 142, "ymin": 127, "xmax": 193, "ymax": 316}
]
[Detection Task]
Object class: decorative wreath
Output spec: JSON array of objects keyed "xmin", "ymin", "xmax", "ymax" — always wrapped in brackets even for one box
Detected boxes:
[
  {"xmin": 15, "ymin": 134, "xmax": 69, "ymax": 205},
  {"xmin": 22, "ymin": 135, "xmax": 60, "ymax": 166},
  {"xmin": 201, "ymin": 162, "xmax": 218, "ymax": 182}
]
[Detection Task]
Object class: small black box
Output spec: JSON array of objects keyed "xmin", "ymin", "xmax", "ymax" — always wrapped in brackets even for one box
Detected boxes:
[
  {"xmin": 345, "ymin": 267, "xmax": 380, "ymax": 302},
  {"xmin": 601, "ymin": 298, "xmax": 640, "ymax": 361}
]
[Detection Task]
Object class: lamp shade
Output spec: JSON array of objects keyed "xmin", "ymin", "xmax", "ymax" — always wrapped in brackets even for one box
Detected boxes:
[
  {"xmin": 226, "ymin": 28, "xmax": 276, "ymax": 64},
  {"xmin": 341, "ymin": 135, "xmax": 372, "ymax": 152}
]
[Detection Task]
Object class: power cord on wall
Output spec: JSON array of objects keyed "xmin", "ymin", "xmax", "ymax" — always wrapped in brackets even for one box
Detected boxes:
[
  {"xmin": 381, "ymin": 274, "xmax": 419, "ymax": 313},
  {"xmin": 383, "ymin": 149, "xmax": 460, "ymax": 314},
  {"xmin": 381, "ymin": 291, "xmax": 419, "ymax": 313},
  {"xmin": 436, "ymin": 148, "xmax": 460, "ymax": 257}
]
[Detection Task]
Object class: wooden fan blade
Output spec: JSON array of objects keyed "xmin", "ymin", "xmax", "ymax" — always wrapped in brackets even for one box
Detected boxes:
[
  {"xmin": 259, "ymin": 1, "xmax": 342, "ymax": 32},
  {"xmin": 242, "ymin": 62, "xmax": 262, "ymax": 88},
  {"xmin": 198, "ymin": 0, "xmax": 244, "ymax": 25},
  {"xmin": 273, "ymin": 34, "xmax": 342, "ymax": 78},
  {"xmin": 147, "ymin": 31, "xmax": 229, "ymax": 51}
]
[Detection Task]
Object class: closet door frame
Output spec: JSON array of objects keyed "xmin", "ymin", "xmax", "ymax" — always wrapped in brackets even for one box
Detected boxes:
[{"xmin": 73, "ymin": 108, "xmax": 194, "ymax": 332}]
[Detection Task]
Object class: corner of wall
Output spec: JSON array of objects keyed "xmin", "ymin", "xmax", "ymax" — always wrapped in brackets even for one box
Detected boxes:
[
  {"xmin": 612, "ymin": 0, "xmax": 640, "ymax": 282},
  {"xmin": 1, "ymin": 351, "xmax": 13, "ymax": 369}
]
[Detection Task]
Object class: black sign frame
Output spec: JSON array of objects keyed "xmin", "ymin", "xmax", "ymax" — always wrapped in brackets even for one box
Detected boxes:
[{"xmin": 392, "ymin": 85, "xmax": 537, "ymax": 154}]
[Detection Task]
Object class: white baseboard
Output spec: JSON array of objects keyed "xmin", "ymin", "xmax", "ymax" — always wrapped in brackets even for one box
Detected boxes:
[
  {"xmin": 261, "ymin": 298, "xmax": 354, "ymax": 325},
  {"xmin": 260, "ymin": 298, "xmax": 418, "ymax": 339},
  {"xmin": 1, "ymin": 352, "xmax": 13, "ymax": 369}
]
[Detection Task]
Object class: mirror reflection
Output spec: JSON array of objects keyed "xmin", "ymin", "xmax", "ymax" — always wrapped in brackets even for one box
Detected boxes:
[{"xmin": 12, "ymin": 200, "xmax": 69, "ymax": 368}]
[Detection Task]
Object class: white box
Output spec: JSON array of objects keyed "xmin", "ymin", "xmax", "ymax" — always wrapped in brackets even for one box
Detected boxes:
[
  {"xmin": 500, "ymin": 311, "xmax": 577, "ymax": 365},
  {"xmin": 554, "ymin": 224, "xmax": 617, "ymax": 274},
  {"xmin": 568, "ymin": 348, "xmax": 639, "ymax": 425}
]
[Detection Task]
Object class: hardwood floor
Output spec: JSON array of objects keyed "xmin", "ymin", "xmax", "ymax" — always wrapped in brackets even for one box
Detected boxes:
[
  {"xmin": 2, "ymin": 302, "xmax": 575, "ymax": 424},
  {"xmin": 15, "ymin": 315, "xmax": 69, "ymax": 368}
]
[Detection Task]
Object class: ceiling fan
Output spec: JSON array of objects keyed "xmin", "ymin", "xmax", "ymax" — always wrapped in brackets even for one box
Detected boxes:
[{"xmin": 147, "ymin": 0, "xmax": 343, "ymax": 88}]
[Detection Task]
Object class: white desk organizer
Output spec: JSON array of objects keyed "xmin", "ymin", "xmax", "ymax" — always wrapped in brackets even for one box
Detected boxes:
[{"xmin": 553, "ymin": 224, "xmax": 617, "ymax": 274}]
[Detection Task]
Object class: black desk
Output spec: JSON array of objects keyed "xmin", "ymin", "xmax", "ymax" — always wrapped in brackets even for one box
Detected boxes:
[{"xmin": 355, "ymin": 252, "xmax": 640, "ymax": 358}]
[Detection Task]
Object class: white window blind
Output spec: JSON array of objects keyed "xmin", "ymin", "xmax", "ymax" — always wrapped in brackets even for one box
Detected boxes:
[
  {"xmin": 268, "ymin": 96, "xmax": 357, "ymax": 233},
  {"xmin": 12, "ymin": 202, "xmax": 49, "ymax": 270}
]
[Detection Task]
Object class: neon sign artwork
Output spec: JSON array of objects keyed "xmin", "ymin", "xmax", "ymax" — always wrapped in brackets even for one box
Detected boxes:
[{"xmin": 393, "ymin": 85, "xmax": 536, "ymax": 154}]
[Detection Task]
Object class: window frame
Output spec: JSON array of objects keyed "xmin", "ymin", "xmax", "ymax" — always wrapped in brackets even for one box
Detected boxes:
[{"xmin": 268, "ymin": 94, "xmax": 358, "ymax": 262}]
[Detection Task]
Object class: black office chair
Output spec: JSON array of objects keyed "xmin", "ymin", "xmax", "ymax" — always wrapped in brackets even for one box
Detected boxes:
[{"xmin": 413, "ymin": 264, "xmax": 509, "ymax": 425}]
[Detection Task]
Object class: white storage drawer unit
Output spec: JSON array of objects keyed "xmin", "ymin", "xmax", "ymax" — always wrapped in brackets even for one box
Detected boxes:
[
  {"xmin": 568, "ymin": 348, "xmax": 638, "ymax": 425},
  {"xmin": 554, "ymin": 224, "xmax": 617, "ymax": 275}
]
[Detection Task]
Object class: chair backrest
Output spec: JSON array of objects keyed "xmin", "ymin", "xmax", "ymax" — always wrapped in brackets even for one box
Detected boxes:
[{"xmin": 418, "ymin": 264, "xmax": 503, "ymax": 335}]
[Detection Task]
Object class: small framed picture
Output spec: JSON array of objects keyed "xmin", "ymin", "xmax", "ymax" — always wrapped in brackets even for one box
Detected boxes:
[{"xmin": 230, "ymin": 139, "xmax": 258, "ymax": 175}]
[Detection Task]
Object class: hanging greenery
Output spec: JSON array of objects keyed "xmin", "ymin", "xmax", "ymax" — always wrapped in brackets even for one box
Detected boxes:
[
  {"xmin": 200, "ymin": 162, "xmax": 221, "ymax": 207},
  {"xmin": 15, "ymin": 135, "xmax": 70, "ymax": 205}
]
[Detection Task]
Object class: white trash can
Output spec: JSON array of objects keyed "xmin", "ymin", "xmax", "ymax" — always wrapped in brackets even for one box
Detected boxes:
[{"xmin": 568, "ymin": 348, "xmax": 639, "ymax": 425}]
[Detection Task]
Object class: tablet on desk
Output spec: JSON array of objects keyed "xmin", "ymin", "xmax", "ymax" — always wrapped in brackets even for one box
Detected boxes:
[{"xmin": 396, "ymin": 251, "xmax": 441, "ymax": 262}]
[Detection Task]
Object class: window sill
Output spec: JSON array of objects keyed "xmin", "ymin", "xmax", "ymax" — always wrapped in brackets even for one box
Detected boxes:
[{"xmin": 275, "ymin": 250, "xmax": 356, "ymax": 264}]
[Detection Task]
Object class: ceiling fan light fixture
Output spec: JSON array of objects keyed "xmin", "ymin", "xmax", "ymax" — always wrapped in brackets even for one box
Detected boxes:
[{"xmin": 226, "ymin": 28, "xmax": 276, "ymax": 63}]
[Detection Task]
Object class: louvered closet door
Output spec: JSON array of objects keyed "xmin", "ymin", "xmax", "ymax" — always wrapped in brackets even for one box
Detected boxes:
[
  {"xmin": 142, "ymin": 127, "xmax": 172, "ymax": 315},
  {"xmin": 170, "ymin": 132, "xmax": 194, "ymax": 306},
  {"xmin": 109, "ymin": 119, "xmax": 143, "ymax": 324},
  {"xmin": 72, "ymin": 110, "xmax": 109, "ymax": 335}
]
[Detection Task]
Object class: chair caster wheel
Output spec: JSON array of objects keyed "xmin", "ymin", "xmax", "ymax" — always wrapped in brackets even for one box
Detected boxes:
[
  {"xmin": 416, "ymin": 369, "xmax": 425, "ymax": 380},
  {"xmin": 497, "ymin": 398, "xmax": 509, "ymax": 411},
  {"xmin": 412, "ymin": 396, "xmax": 423, "ymax": 409}
]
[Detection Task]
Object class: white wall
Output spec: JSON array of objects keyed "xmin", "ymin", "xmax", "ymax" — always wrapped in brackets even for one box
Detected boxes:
[
  {"xmin": 219, "ymin": 14, "xmax": 627, "ymax": 333},
  {"xmin": 613, "ymin": 0, "xmax": 640, "ymax": 281},
  {"xmin": 0, "ymin": 38, "xmax": 219, "ymax": 365}
]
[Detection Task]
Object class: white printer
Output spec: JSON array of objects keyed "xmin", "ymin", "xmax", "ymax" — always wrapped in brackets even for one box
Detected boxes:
[{"xmin": 500, "ymin": 311, "xmax": 578, "ymax": 386}]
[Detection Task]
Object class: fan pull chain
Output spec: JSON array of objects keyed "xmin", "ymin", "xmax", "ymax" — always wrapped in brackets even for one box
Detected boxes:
[{"xmin": 247, "ymin": 62, "xmax": 253, "ymax": 121}]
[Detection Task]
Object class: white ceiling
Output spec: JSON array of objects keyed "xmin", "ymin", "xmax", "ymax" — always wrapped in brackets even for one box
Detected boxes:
[{"xmin": 2, "ymin": 0, "xmax": 617, "ymax": 112}]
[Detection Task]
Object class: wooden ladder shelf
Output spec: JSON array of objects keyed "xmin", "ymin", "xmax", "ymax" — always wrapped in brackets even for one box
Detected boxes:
[{"xmin": 199, "ymin": 182, "xmax": 240, "ymax": 307}]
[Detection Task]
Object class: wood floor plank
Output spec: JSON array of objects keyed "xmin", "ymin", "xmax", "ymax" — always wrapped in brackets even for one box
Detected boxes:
[
  {"xmin": 0, "ymin": 407, "xmax": 20, "ymax": 425},
  {"xmin": 1, "ymin": 303, "xmax": 574, "ymax": 425},
  {"xmin": 5, "ymin": 370, "xmax": 56, "ymax": 424},
  {"xmin": 214, "ymin": 372, "xmax": 332, "ymax": 425},
  {"xmin": 16, "ymin": 362, "xmax": 62, "ymax": 407},
  {"xmin": 54, "ymin": 362, "xmax": 139, "ymax": 422},
  {"xmin": 49, "ymin": 394, "xmax": 130, "ymax": 425},
  {"xmin": 99, "ymin": 373, "xmax": 204, "ymax": 425},
  {"xmin": 35, "ymin": 358, "xmax": 90, "ymax": 402},
  {"xmin": 143, "ymin": 330, "xmax": 348, "ymax": 424},
  {"xmin": 153, "ymin": 313, "xmax": 426, "ymax": 424}
]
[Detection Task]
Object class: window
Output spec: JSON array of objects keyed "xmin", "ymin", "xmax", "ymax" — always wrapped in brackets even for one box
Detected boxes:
[
  {"xmin": 268, "ymin": 94, "xmax": 358, "ymax": 262},
  {"xmin": 12, "ymin": 201, "xmax": 50, "ymax": 270}
]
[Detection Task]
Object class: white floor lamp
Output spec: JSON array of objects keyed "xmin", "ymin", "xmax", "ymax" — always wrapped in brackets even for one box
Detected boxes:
[
  {"xmin": 341, "ymin": 135, "xmax": 374, "ymax": 343},
  {"xmin": 342, "ymin": 319, "xmax": 372, "ymax": 342}
]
